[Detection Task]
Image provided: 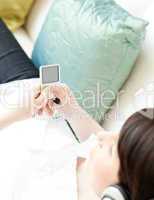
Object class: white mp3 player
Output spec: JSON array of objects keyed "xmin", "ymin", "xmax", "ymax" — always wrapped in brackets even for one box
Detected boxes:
[
  {"xmin": 39, "ymin": 64, "xmax": 80, "ymax": 142},
  {"xmin": 40, "ymin": 64, "xmax": 60, "ymax": 86},
  {"xmin": 40, "ymin": 64, "xmax": 61, "ymax": 104}
]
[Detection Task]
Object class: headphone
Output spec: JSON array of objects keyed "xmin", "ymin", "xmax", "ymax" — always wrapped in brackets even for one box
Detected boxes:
[{"xmin": 100, "ymin": 185, "xmax": 130, "ymax": 200}]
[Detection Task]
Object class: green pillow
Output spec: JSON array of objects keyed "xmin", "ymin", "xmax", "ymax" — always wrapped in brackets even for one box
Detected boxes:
[
  {"xmin": 0, "ymin": 0, "xmax": 34, "ymax": 31},
  {"xmin": 32, "ymin": 0, "xmax": 148, "ymax": 122}
]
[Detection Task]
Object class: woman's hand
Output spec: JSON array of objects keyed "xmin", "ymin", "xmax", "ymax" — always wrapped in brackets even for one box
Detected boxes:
[
  {"xmin": 32, "ymin": 83, "xmax": 80, "ymax": 118},
  {"xmin": 32, "ymin": 82, "xmax": 104, "ymax": 142}
]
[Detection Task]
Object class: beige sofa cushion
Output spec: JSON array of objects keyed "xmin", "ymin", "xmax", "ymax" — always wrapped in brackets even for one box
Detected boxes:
[
  {"xmin": 13, "ymin": 28, "xmax": 33, "ymax": 57},
  {"xmin": 25, "ymin": 0, "xmax": 53, "ymax": 42}
]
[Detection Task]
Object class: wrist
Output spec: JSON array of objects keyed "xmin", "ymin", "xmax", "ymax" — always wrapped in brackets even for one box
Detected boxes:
[{"xmin": 64, "ymin": 104, "xmax": 85, "ymax": 120}]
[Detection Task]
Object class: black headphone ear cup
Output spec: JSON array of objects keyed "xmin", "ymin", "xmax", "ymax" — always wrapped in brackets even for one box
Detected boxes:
[{"xmin": 101, "ymin": 185, "xmax": 130, "ymax": 200}]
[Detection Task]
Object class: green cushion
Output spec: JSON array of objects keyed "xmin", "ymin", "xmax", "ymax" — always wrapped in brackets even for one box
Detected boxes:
[
  {"xmin": 32, "ymin": 0, "xmax": 148, "ymax": 122},
  {"xmin": 0, "ymin": 0, "xmax": 34, "ymax": 31}
]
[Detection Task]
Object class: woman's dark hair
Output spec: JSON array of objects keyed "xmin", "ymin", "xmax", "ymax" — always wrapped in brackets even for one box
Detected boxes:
[{"xmin": 118, "ymin": 108, "xmax": 154, "ymax": 200}]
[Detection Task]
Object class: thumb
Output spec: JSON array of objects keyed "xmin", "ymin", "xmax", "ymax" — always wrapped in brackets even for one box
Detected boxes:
[{"xmin": 33, "ymin": 85, "xmax": 41, "ymax": 99}]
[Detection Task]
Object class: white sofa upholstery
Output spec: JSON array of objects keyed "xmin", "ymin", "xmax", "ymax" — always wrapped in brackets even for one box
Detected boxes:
[{"xmin": 13, "ymin": 0, "xmax": 154, "ymax": 132}]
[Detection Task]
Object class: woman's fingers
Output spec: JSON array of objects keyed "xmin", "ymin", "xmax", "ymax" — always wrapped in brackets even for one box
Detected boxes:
[
  {"xmin": 44, "ymin": 102, "xmax": 55, "ymax": 116},
  {"xmin": 33, "ymin": 85, "xmax": 41, "ymax": 99},
  {"xmin": 34, "ymin": 93, "xmax": 45, "ymax": 110},
  {"xmin": 32, "ymin": 83, "xmax": 72, "ymax": 117},
  {"xmin": 33, "ymin": 98, "xmax": 55, "ymax": 117},
  {"xmin": 37, "ymin": 108, "xmax": 43, "ymax": 116},
  {"xmin": 49, "ymin": 83, "xmax": 71, "ymax": 105}
]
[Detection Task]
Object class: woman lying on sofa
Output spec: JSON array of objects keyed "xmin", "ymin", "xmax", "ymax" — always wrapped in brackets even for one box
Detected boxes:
[{"xmin": 0, "ymin": 19, "xmax": 154, "ymax": 200}]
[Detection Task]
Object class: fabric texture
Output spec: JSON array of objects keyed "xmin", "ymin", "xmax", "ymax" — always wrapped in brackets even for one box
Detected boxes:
[
  {"xmin": 32, "ymin": 0, "xmax": 148, "ymax": 122},
  {"xmin": 0, "ymin": 0, "xmax": 34, "ymax": 31},
  {"xmin": 0, "ymin": 88, "xmax": 96, "ymax": 200},
  {"xmin": 0, "ymin": 106, "xmax": 78, "ymax": 200},
  {"xmin": 0, "ymin": 19, "xmax": 39, "ymax": 84}
]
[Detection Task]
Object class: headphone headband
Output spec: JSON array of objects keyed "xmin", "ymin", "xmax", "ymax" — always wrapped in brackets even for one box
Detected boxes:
[{"xmin": 101, "ymin": 185, "xmax": 130, "ymax": 200}]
